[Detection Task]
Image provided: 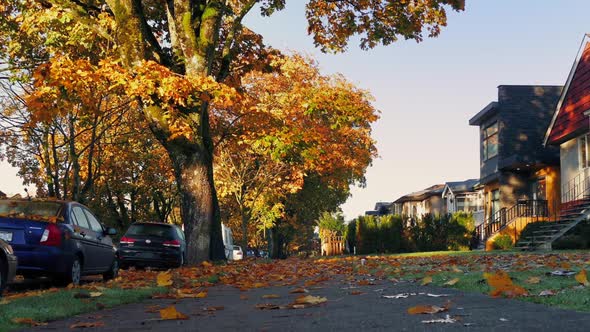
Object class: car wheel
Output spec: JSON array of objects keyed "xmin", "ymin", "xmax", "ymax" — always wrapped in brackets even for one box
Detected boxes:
[
  {"xmin": 103, "ymin": 258, "xmax": 119, "ymax": 281},
  {"xmin": 61, "ymin": 257, "xmax": 82, "ymax": 286}
]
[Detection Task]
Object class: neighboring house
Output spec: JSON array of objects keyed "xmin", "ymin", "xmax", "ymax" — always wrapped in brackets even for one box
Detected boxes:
[
  {"xmin": 469, "ymin": 85, "xmax": 562, "ymax": 247},
  {"xmin": 0, "ymin": 191, "xmax": 6, "ymax": 199},
  {"xmin": 441, "ymin": 179, "xmax": 484, "ymax": 225},
  {"xmin": 393, "ymin": 184, "xmax": 445, "ymax": 225},
  {"xmin": 365, "ymin": 202, "xmax": 393, "ymax": 216},
  {"xmin": 545, "ymin": 34, "xmax": 590, "ymax": 204}
]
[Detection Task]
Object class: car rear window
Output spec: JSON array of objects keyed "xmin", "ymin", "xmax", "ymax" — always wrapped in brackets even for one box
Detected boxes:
[
  {"xmin": 126, "ymin": 224, "xmax": 174, "ymax": 238},
  {"xmin": 0, "ymin": 200, "xmax": 63, "ymax": 221}
]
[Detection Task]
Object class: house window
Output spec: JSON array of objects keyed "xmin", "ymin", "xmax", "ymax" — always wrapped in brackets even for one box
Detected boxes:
[
  {"xmin": 579, "ymin": 134, "xmax": 590, "ymax": 169},
  {"xmin": 483, "ymin": 122, "xmax": 499, "ymax": 160}
]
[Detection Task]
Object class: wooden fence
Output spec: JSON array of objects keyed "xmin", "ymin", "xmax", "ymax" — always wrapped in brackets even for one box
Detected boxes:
[{"xmin": 321, "ymin": 236, "xmax": 345, "ymax": 256}]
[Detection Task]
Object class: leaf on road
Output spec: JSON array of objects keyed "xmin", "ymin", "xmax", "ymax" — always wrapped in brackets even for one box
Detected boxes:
[
  {"xmin": 157, "ymin": 271, "xmax": 173, "ymax": 287},
  {"xmin": 422, "ymin": 314, "xmax": 456, "ymax": 324},
  {"xmin": 70, "ymin": 321, "xmax": 105, "ymax": 329},
  {"xmin": 484, "ymin": 271, "xmax": 528, "ymax": 298},
  {"xmin": 575, "ymin": 269, "xmax": 589, "ymax": 286},
  {"xmin": 349, "ymin": 290, "xmax": 363, "ymax": 295},
  {"xmin": 407, "ymin": 305, "xmax": 448, "ymax": 315},
  {"xmin": 294, "ymin": 295, "xmax": 328, "ymax": 305},
  {"xmin": 256, "ymin": 303, "xmax": 281, "ymax": 310},
  {"xmin": 203, "ymin": 306, "xmax": 225, "ymax": 311},
  {"xmin": 382, "ymin": 293, "xmax": 409, "ymax": 299},
  {"xmin": 159, "ymin": 305, "xmax": 189, "ymax": 320},
  {"xmin": 444, "ymin": 278, "xmax": 460, "ymax": 286},
  {"xmin": 289, "ymin": 287, "xmax": 308, "ymax": 294},
  {"xmin": 262, "ymin": 294, "xmax": 281, "ymax": 299},
  {"xmin": 421, "ymin": 276, "xmax": 433, "ymax": 286},
  {"xmin": 526, "ymin": 277, "xmax": 541, "ymax": 284},
  {"xmin": 426, "ymin": 293, "xmax": 450, "ymax": 297},
  {"xmin": 11, "ymin": 318, "xmax": 48, "ymax": 326}
]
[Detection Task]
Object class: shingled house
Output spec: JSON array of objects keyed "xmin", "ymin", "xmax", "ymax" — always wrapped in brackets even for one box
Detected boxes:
[
  {"xmin": 441, "ymin": 179, "xmax": 484, "ymax": 225},
  {"xmin": 469, "ymin": 85, "xmax": 562, "ymax": 247}
]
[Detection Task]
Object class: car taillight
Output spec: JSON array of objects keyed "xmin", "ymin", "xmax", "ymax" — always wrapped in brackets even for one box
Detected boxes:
[
  {"xmin": 40, "ymin": 223, "xmax": 62, "ymax": 247},
  {"xmin": 163, "ymin": 239, "xmax": 181, "ymax": 247},
  {"xmin": 120, "ymin": 236, "xmax": 136, "ymax": 245}
]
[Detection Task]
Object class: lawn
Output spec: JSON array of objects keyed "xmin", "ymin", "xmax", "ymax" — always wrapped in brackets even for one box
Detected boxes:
[{"xmin": 361, "ymin": 250, "xmax": 590, "ymax": 311}]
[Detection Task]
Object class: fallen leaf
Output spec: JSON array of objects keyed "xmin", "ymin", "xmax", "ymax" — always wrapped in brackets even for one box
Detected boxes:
[
  {"xmin": 262, "ymin": 294, "xmax": 281, "ymax": 299},
  {"xmin": 408, "ymin": 305, "xmax": 447, "ymax": 315},
  {"xmin": 382, "ymin": 293, "xmax": 409, "ymax": 299},
  {"xmin": 255, "ymin": 303, "xmax": 281, "ymax": 310},
  {"xmin": 349, "ymin": 290, "xmax": 363, "ymax": 295},
  {"xmin": 157, "ymin": 271, "xmax": 173, "ymax": 287},
  {"xmin": 575, "ymin": 269, "xmax": 589, "ymax": 286},
  {"xmin": 549, "ymin": 270, "xmax": 576, "ymax": 276},
  {"xmin": 159, "ymin": 305, "xmax": 189, "ymax": 320},
  {"xmin": 240, "ymin": 294, "xmax": 249, "ymax": 300},
  {"xmin": 539, "ymin": 290, "xmax": 556, "ymax": 297},
  {"xmin": 426, "ymin": 293, "xmax": 450, "ymax": 297},
  {"xmin": 11, "ymin": 318, "xmax": 48, "ymax": 326},
  {"xmin": 422, "ymin": 314, "xmax": 456, "ymax": 324},
  {"xmin": 294, "ymin": 295, "xmax": 328, "ymax": 305},
  {"xmin": 421, "ymin": 276, "xmax": 433, "ymax": 286},
  {"xmin": 202, "ymin": 261, "xmax": 212, "ymax": 267},
  {"xmin": 289, "ymin": 288, "xmax": 308, "ymax": 294},
  {"xmin": 484, "ymin": 271, "xmax": 528, "ymax": 298},
  {"xmin": 444, "ymin": 278, "xmax": 460, "ymax": 286},
  {"xmin": 70, "ymin": 321, "xmax": 105, "ymax": 328},
  {"xmin": 89, "ymin": 292, "xmax": 102, "ymax": 298},
  {"xmin": 203, "ymin": 306, "xmax": 224, "ymax": 311},
  {"xmin": 526, "ymin": 277, "xmax": 541, "ymax": 284},
  {"xmin": 451, "ymin": 265, "xmax": 463, "ymax": 273}
]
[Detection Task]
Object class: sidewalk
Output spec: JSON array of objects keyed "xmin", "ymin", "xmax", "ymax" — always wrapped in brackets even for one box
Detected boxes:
[{"xmin": 28, "ymin": 278, "xmax": 590, "ymax": 331}]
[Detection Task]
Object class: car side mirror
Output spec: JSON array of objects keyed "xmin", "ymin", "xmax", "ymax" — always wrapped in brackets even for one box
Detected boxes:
[{"xmin": 106, "ymin": 227, "xmax": 117, "ymax": 236}]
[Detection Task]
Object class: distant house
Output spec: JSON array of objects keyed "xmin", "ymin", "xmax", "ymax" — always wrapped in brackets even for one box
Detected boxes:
[
  {"xmin": 545, "ymin": 34, "xmax": 590, "ymax": 204},
  {"xmin": 441, "ymin": 179, "xmax": 484, "ymax": 225},
  {"xmin": 0, "ymin": 191, "xmax": 5, "ymax": 199},
  {"xmin": 469, "ymin": 85, "xmax": 562, "ymax": 247},
  {"xmin": 364, "ymin": 202, "xmax": 392, "ymax": 216},
  {"xmin": 392, "ymin": 184, "xmax": 445, "ymax": 225}
]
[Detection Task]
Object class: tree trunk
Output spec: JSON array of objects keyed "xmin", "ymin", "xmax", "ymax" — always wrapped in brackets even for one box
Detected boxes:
[{"xmin": 240, "ymin": 206, "xmax": 250, "ymax": 252}]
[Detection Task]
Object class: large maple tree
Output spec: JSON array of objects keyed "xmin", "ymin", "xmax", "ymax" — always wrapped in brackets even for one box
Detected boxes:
[{"xmin": 0, "ymin": 0, "xmax": 465, "ymax": 263}]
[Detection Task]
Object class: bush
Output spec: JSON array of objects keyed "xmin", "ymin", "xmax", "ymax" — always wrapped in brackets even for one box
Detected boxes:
[
  {"xmin": 492, "ymin": 234, "xmax": 514, "ymax": 250},
  {"xmin": 553, "ymin": 235, "xmax": 588, "ymax": 250}
]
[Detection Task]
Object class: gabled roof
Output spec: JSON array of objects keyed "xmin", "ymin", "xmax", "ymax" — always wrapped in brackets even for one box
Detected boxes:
[
  {"xmin": 441, "ymin": 179, "xmax": 479, "ymax": 197},
  {"xmin": 393, "ymin": 184, "xmax": 445, "ymax": 203},
  {"xmin": 545, "ymin": 34, "xmax": 590, "ymax": 145}
]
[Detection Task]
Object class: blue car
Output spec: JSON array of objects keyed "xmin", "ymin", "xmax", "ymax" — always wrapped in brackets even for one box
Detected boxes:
[{"xmin": 0, "ymin": 199, "xmax": 118, "ymax": 285}]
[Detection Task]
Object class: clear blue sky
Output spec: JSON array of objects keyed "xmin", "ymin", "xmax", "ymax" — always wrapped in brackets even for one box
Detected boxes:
[{"xmin": 1, "ymin": 0, "xmax": 589, "ymax": 220}]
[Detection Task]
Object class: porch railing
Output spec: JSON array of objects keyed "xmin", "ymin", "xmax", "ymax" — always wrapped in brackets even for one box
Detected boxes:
[
  {"xmin": 474, "ymin": 200, "xmax": 548, "ymax": 244},
  {"xmin": 562, "ymin": 169, "xmax": 590, "ymax": 206}
]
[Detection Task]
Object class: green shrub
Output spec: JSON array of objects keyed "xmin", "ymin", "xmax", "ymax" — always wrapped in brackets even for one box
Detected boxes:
[
  {"xmin": 492, "ymin": 234, "xmax": 514, "ymax": 250},
  {"xmin": 553, "ymin": 235, "xmax": 588, "ymax": 250}
]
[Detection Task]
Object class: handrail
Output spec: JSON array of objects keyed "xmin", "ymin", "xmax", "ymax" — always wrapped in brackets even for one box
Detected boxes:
[
  {"xmin": 474, "ymin": 200, "xmax": 548, "ymax": 245},
  {"xmin": 562, "ymin": 169, "xmax": 590, "ymax": 206}
]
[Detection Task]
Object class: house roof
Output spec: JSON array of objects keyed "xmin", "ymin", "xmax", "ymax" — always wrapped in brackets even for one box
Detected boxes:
[
  {"xmin": 469, "ymin": 102, "xmax": 499, "ymax": 126},
  {"xmin": 393, "ymin": 184, "xmax": 445, "ymax": 203},
  {"xmin": 441, "ymin": 179, "xmax": 479, "ymax": 197},
  {"xmin": 545, "ymin": 34, "xmax": 590, "ymax": 145}
]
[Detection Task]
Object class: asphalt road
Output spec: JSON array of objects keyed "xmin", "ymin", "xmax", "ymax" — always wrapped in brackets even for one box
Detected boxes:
[{"xmin": 26, "ymin": 277, "xmax": 590, "ymax": 331}]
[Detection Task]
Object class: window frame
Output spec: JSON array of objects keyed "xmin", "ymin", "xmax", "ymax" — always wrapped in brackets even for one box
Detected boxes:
[
  {"xmin": 483, "ymin": 122, "xmax": 499, "ymax": 160},
  {"xmin": 579, "ymin": 134, "xmax": 590, "ymax": 170}
]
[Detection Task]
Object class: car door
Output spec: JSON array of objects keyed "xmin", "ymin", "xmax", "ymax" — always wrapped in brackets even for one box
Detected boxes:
[
  {"xmin": 70, "ymin": 205, "xmax": 101, "ymax": 271},
  {"xmin": 83, "ymin": 208, "xmax": 114, "ymax": 270}
]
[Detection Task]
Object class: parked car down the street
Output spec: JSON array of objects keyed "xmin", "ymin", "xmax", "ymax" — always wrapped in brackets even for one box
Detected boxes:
[
  {"xmin": 118, "ymin": 222, "xmax": 186, "ymax": 269},
  {"xmin": 0, "ymin": 239, "xmax": 17, "ymax": 296},
  {"xmin": 0, "ymin": 199, "xmax": 119, "ymax": 286}
]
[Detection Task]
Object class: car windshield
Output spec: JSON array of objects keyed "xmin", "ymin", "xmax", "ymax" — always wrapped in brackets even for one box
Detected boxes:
[
  {"xmin": 126, "ymin": 224, "xmax": 174, "ymax": 239},
  {"xmin": 0, "ymin": 200, "xmax": 63, "ymax": 222}
]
